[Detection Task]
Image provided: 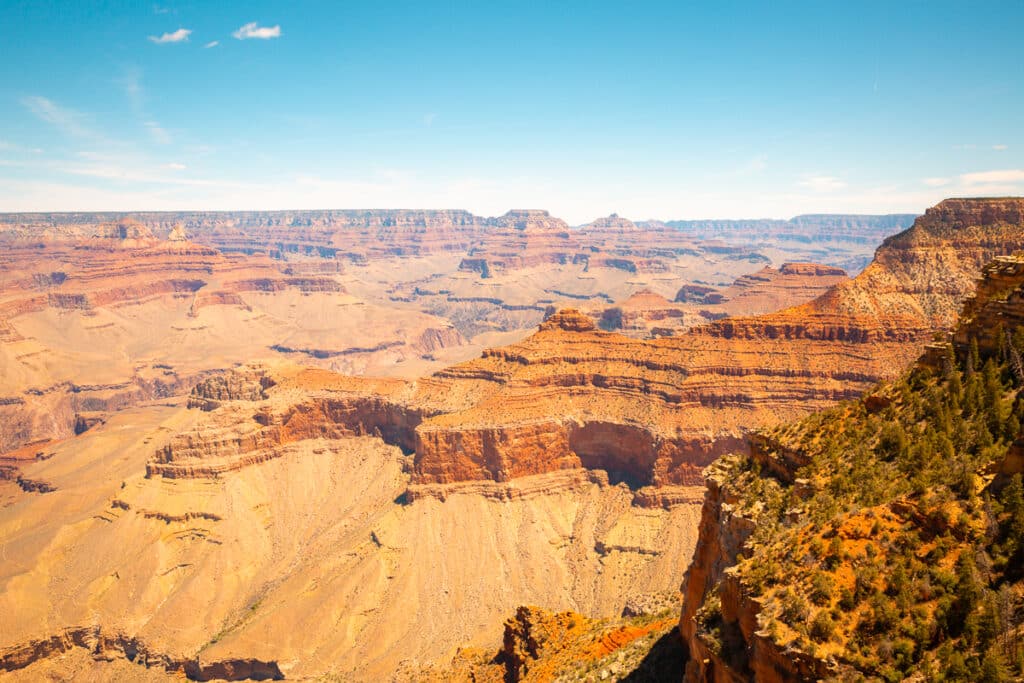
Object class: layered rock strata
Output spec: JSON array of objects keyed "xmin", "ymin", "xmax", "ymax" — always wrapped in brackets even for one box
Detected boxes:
[
  {"xmin": 147, "ymin": 200, "xmax": 1024, "ymax": 497},
  {"xmin": 0, "ymin": 218, "xmax": 467, "ymax": 455}
]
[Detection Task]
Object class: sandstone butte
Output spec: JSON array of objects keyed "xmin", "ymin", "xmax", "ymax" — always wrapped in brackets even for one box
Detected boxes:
[{"xmin": 678, "ymin": 250, "xmax": 1024, "ymax": 682}]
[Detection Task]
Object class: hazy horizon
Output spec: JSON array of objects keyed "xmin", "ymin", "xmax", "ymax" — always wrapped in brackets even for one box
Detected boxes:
[{"xmin": 0, "ymin": 205, "xmax": 925, "ymax": 225}]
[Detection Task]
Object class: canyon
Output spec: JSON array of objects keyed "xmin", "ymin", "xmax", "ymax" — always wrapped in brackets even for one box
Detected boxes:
[
  {"xmin": 6, "ymin": 200, "xmax": 1022, "ymax": 680},
  {"xmin": 0, "ymin": 210, "xmax": 906, "ymax": 459}
]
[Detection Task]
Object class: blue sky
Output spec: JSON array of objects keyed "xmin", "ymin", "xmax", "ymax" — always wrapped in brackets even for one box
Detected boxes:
[{"xmin": 1, "ymin": 1, "xmax": 1022, "ymax": 222}]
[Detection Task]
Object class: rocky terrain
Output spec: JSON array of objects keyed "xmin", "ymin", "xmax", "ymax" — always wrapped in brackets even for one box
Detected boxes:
[
  {"xmin": 0, "ymin": 218, "xmax": 469, "ymax": 458},
  {"xmin": 415, "ymin": 198, "xmax": 1024, "ymax": 681},
  {"xmin": 594, "ymin": 262, "xmax": 850, "ymax": 337},
  {"xmin": 390, "ymin": 200, "xmax": 1024, "ymax": 495},
  {"xmin": 0, "ymin": 393, "xmax": 706, "ymax": 680},
  {"xmin": 0, "ymin": 209, "xmax": 905, "ymax": 345},
  {"xmin": 0, "ymin": 210, "xmax": 911, "ymax": 462},
  {"xmin": 6, "ymin": 201, "xmax": 1009, "ymax": 681},
  {"xmin": 678, "ymin": 249, "xmax": 1024, "ymax": 681}
]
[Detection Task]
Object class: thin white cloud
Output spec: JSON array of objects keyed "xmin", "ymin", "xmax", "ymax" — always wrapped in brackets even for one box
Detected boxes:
[
  {"xmin": 120, "ymin": 66, "xmax": 144, "ymax": 113},
  {"xmin": 961, "ymin": 169, "xmax": 1024, "ymax": 186},
  {"xmin": 233, "ymin": 22, "xmax": 281, "ymax": 40},
  {"xmin": 120, "ymin": 69, "xmax": 174, "ymax": 147},
  {"xmin": 993, "ymin": 144, "xmax": 1008, "ymax": 151},
  {"xmin": 204, "ymin": 40, "xmax": 219, "ymax": 48},
  {"xmin": 149, "ymin": 28, "xmax": 191, "ymax": 44},
  {"xmin": 0, "ymin": 140, "xmax": 45, "ymax": 154},
  {"xmin": 153, "ymin": 5, "xmax": 172, "ymax": 15},
  {"xmin": 1, "ymin": 155, "xmax": 239, "ymax": 189},
  {"xmin": 797, "ymin": 175, "xmax": 847, "ymax": 192},
  {"xmin": 163, "ymin": 162, "xmax": 187, "ymax": 170},
  {"xmin": 21, "ymin": 96, "xmax": 95, "ymax": 139},
  {"xmin": 923, "ymin": 177, "xmax": 952, "ymax": 187},
  {"xmin": 145, "ymin": 121, "xmax": 172, "ymax": 145}
]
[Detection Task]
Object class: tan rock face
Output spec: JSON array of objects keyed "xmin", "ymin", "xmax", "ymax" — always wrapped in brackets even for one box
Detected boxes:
[
  {"xmin": 537, "ymin": 308, "xmax": 597, "ymax": 332},
  {"xmin": 953, "ymin": 254, "xmax": 1024, "ymax": 355}
]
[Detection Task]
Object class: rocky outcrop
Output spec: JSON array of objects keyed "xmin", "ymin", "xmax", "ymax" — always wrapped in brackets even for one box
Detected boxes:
[
  {"xmin": 91, "ymin": 218, "xmax": 155, "ymax": 241},
  {"xmin": 421, "ymin": 603, "xmax": 685, "ymax": 682},
  {"xmin": 675, "ymin": 284, "xmax": 724, "ymax": 305},
  {"xmin": 497, "ymin": 209, "xmax": 571, "ymax": 233},
  {"xmin": 953, "ymin": 253, "xmax": 1024, "ymax": 355},
  {"xmin": 678, "ymin": 458, "xmax": 765, "ymax": 682},
  {"xmin": 580, "ymin": 213, "xmax": 640, "ymax": 233},
  {"xmin": 537, "ymin": 308, "xmax": 596, "ymax": 333},
  {"xmin": 805, "ymin": 198, "xmax": 1024, "ymax": 326},
  {"xmin": 149, "ymin": 370, "xmax": 429, "ymax": 478},
  {"xmin": 502, "ymin": 606, "xmax": 584, "ymax": 681},
  {"xmin": 0, "ymin": 627, "xmax": 283, "ymax": 681},
  {"xmin": 187, "ymin": 367, "xmax": 277, "ymax": 411}
]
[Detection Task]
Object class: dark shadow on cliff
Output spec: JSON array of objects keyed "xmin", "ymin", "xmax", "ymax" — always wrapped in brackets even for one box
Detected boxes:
[{"xmin": 620, "ymin": 628, "xmax": 687, "ymax": 682}]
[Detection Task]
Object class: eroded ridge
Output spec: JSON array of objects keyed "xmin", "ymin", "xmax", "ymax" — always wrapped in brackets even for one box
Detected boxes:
[{"xmin": 0, "ymin": 626, "xmax": 283, "ymax": 681}]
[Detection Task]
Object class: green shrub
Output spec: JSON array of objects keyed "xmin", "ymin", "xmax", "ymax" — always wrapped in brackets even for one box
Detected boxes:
[
  {"xmin": 810, "ymin": 610, "xmax": 836, "ymax": 642},
  {"xmin": 810, "ymin": 572, "xmax": 833, "ymax": 606}
]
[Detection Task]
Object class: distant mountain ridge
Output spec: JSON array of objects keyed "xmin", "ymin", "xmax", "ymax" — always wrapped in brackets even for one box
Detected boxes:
[
  {"xmin": 0, "ymin": 209, "xmax": 914, "ymax": 237},
  {"xmin": 665, "ymin": 213, "xmax": 917, "ymax": 244}
]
